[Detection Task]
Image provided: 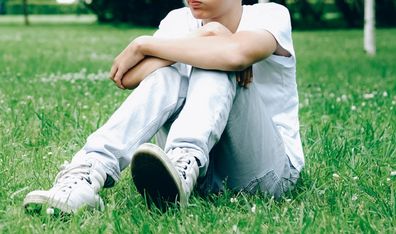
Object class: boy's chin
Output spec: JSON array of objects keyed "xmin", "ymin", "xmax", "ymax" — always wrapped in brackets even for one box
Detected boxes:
[{"xmin": 189, "ymin": 9, "xmax": 207, "ymax": 20}]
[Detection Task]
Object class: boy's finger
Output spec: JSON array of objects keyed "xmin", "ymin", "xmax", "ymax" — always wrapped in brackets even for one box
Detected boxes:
[
  {"xmin": 109, "ymin": 64, "xmax": 118, "ymax": 80},
  {"xmin": 113, "ymin": 70, "xmax": 125, "ymax": 89}
]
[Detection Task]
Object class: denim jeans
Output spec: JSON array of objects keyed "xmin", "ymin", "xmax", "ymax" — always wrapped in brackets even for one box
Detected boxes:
[{"xmin": 72, "ymin": 66, "xmax": 299, "ymax": 198}]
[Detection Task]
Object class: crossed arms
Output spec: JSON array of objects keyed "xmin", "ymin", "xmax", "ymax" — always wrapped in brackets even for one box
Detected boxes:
[{"xmin": 110, "ymin": 22, "xmax": 288, "ymax": 89}]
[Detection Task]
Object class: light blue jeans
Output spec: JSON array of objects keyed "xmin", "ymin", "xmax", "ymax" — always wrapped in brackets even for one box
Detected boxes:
[{"xmin": 72, "ymin": 66, "xmax": 299, "ymax": 198}]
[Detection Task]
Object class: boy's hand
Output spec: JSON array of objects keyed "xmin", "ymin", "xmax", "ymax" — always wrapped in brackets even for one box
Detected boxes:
[
  {"xmin": 110, "ymin": 37, "xmax": 147, "ymax": 89},
  {"xmin": 197, "ymin": 22, "xmax": 232, "ymax": 37},
  {"xmin": 236, "ymin": 66, "xmax": 253, "ymax": 88},
  {"xmin": 198, "ymin": 23, "xmax": 253, "ymax": 88}
]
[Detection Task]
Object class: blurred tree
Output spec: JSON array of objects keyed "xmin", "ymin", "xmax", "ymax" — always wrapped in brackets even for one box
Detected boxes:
[
  {"xmin": 364, "ymin": 0, "xmax": 375, "ymax": 55},
  {"xmin": 334, "ymin": 0, "xmax": 363, "ymax": 27},
  {"xmin": 335, "ymin": 0, "xmax": 396, "ymax": 28},
  {"xmin": 85, "ymin": 0, "xmax": 184, "ymax": 26},
  {"xmin": 82, "ymin": 0, "xmax": 396, "ymax": 28},
  {"xmin": 295, "ymin": 0, "xmax": 326, "ymax": 28},
  {"xmin": 22, "ymin": 0, "xmax": 29, "ymax": 25}
]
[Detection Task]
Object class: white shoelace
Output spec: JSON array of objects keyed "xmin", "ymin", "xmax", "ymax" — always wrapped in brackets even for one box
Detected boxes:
[
  {"xmin": 53, "ymin": 161, "xmax": 93, "ymax": 191},
  {"xmin": 169, "ymin": 148, "xmax": 195, "ymax": 180}
]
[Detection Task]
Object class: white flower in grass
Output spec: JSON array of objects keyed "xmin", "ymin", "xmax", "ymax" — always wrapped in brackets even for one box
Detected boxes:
[
  {"xmin": 329, "ymin": 93, "xmax": 335, "ymax": 98},
  {"xmin": 387, "ymin": 178, "xmax": 391, "ymax": 182},
  {"xmin": 47, "ymin": 152, "xmax": 53, "ymax": 155},
  {"xmin": 361, "ymin": 102, "xmax": 366, "ymax": 107},
  {"xmin": 230, "ymin": 197, "xmax": 238, "ymax": 203},
  {"xmin": 353, "ymin": 176, "xmax": 359, "ymax": 181},
  {"xmin": 336, "ymin": 97, "xmax": 341, "ymax": 102},
  {"xmin": 46, "ymin": 208, "xmax": 54, "ymax": 215},
  {"xmin": 391, "ymin": 171, "xmax": 396, "ymax": 177},
  {"xmin": 341, "ymin": 94, "xmax": 348, "ymax": 101},
  {"xmin": 351, "ymin": 194, "xmax": 358, "ymax": 201},
  {"xmin": 333, "ymin": 173, "xmax": 340, "ymax": 179},
  {"xmin": 251, "ymin": 204, "xmax": 256, "ymax": 213},
  {"xmin": 351, "ymin": 105, "xmax": 357, "ymax": 111},
  {"xmin": 232, "ymin": 225, "xmax": 238, "ymax": 233},
  {"xmin": 363, "ymin": 93, "xmax": 375, "ymax": 99},
  {"xmin": 318, "ymin": 190, "xmax": 325, "ymax": 195},
  {"xmin": 383, "ymin": 91, "xmax": 388, "ymax": 97},
  {"xmin": 392, "ymin": 100, "xmax": 396, "ymax": 105}
]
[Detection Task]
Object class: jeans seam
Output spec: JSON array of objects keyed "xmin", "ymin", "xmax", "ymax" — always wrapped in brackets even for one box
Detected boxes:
[{"xmin": 124, "ymin": 101, "xmax": 178, "ymax": 155}]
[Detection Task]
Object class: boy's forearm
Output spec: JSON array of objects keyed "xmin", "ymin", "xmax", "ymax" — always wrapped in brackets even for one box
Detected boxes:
[
  {"xmin": 137, "ymin": 31, "xmax": 277, "ymax": 71},
  {"xmin": 119, "ymin": 27, "xmax": 217, "ymax": 88},
  {"xmin": 122, "ymin": 57, "xmax": 174, "ymax": 89}
]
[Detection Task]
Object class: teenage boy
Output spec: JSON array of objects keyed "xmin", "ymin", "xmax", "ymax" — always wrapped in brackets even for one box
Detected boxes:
[{"xmin": 24, "ymin": 0, "xmax": 304, "ymax": 213}]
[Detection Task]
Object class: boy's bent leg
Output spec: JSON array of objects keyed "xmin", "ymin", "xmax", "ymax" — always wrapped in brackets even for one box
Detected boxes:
[
  {"xmin": 131, "ymin": 68, "xmax": 236, "ymax": 205},
  {"xmin": 24, "ymin": 67, "xmax": 188, "ymax": 213},
  {"xmin": 131, "ymin": 68, "xmax": 236, "ymax": 206},
  {"xmin": 76, "ymin": 66, "xmax": 188, "ymax": 183},
  {"xmin": 199, "ymin": 84, "xmax": 298, "ymax": 199},
  {"xmin": 165, "ymin": 68, "xmax": 237, "ymax": 174}
]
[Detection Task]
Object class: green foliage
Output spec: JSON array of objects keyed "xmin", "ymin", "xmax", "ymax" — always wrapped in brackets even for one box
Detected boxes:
[
  {"xmin": 0, "ymin": 19, "xmax": 395, "ymax": 232},
  {"xmin": 249, "ymin": 0, "xmax": 396, "ymax": 28},
  {"xmin": 4, "ymin": 1, "xmax": 89, "ymax": 15},
  {"xmin": 334, "ymin": 0, "xmax": 396, "ymax": 27},
  {"xmin": 84, "ymin": 0, "xmax": 184, "ymax": 26}
]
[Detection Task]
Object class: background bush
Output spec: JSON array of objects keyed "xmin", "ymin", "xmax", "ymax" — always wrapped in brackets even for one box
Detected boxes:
[
  {"xmin": 84, "ymin": 0, "xmax": 396, "ymax": 28},
  {"xmin": 4, "ymin": 0, "xmax": 89, "ymax": 15},
  {"xmin": 1, "ymin": 0, "xmax": 396, "ymax": 28},
  {"xmin": 84, "ymin": 0, "xmax": 184, "ymax": 26}
]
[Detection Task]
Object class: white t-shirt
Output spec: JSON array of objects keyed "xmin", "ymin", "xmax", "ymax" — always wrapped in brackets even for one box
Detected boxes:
[{"xmin": 153, "ymin": 3, "xmax": 304, "ymax": 171}]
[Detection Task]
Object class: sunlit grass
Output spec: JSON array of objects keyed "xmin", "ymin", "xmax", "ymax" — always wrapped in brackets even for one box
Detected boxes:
[{"xmin": 0, "ymin": 23, "xmax": 395, "ymax": 233}]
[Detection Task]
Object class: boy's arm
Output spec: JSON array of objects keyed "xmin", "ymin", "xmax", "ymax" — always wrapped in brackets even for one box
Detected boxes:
[
  {"xmin": 116, "ymin": 22, "xmax": 233, "ymax": 89},
  {"xmin": 121, "ymin": 57, "xmax": 174, "ymax": 89},
  {"xmin": 110, "ymin": 30, "xmax": 278, "ymax": 87}
]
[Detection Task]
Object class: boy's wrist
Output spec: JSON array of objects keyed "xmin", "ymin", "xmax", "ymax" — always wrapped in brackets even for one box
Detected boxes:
[{"xmin": 132, "ymin": 35, "xmax": 152, "ymax": 56}]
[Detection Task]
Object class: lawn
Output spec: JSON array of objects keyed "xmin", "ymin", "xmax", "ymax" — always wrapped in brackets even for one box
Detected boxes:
[{"xmin": 0, "ymin": 20, "xmax": 395, "ymax": 233}]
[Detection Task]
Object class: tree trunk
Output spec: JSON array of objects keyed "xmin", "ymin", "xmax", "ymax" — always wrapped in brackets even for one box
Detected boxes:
[
  {"xmin": 364, "ymin": 0, "xmax": 375, "ymax": 55},
  {"xmin": 22, "ymin": 0, "xmax": 29, "ymax": 25},
  {"xmin": 258, "ymin": 0, "xmax": 269, "ymax": 3}
]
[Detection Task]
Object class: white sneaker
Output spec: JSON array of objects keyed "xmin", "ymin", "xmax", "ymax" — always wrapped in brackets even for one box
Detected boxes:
[
  {"xmin": 131, "ymin": 143, "xmax": 199, "ymax": 208},
  {"xmin": 23, "ymin": 159, "xmax": 106, "ymax": 214},
  {"xmin": 167, "ymin": 147, "xmax": 200, "ymax": 201}
]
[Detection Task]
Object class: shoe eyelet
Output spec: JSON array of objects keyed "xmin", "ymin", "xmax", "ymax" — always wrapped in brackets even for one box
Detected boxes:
[
  {"xmin": 184, "ymin": 166, "xmax": 187, "ymax": 170},
  {"xmin": 68, "ymin": 186, "xmax": 72, "ymax": 189},
  {"xmin": 187, "ymin": 160, "xmax": 191, "ymax": 164},
  {"xmin": 74, "ymin": 182, "xmax": 77, "ymax": 184}
]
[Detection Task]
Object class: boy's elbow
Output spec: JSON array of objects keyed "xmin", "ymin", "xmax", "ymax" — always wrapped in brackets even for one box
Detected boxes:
[{"xmin": 225, "ymin": 43, "xmax": 251, "ymax": 71}]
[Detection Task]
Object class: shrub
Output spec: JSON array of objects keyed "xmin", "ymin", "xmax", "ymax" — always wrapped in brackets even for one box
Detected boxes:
[
  {"xmin": 5, "ymin": 1, "xmax": 89, "ymax": 15},
  {"xmin": 84, "ymin": 0, "xmax": 184, "ymax": 26}
]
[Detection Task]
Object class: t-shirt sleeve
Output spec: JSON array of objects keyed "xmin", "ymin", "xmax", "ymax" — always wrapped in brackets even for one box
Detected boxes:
[
  {"xmin": 153, "ymin": 8, "xmax": 191, "ymax": 39},
  {"xmin": 248, "ymin": 3, "xmax": 295, "ymax": 67}
]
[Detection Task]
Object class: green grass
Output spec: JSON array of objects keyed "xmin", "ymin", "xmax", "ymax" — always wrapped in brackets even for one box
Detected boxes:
[{"xmin": 0, "ymin": 20, "xmax": 395, "ymax": 233}]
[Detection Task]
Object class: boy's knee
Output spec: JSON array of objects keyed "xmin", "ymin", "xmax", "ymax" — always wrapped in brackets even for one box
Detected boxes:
[{"xmin": 190, "ymin": 68, "xmax": 236, "ymax": 92}]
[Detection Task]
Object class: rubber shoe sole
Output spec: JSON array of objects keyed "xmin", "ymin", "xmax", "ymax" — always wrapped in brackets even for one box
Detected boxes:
[
  {"xmin": 131, "ymin": 143, "xmax": 186, "ymax": 210},
  {"xmin": 23, "ymin": 191, "xmax": 104, "ymax": 215}
]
